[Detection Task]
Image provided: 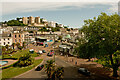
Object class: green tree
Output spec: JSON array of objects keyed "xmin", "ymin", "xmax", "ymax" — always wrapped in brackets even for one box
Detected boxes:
[
  {"xmin": 67, "ymin": 28, "xmax": 70, "ymax": 31},
  {"xmin": 5, "ymin": 45, "xmax": 9, "ymax": 50},
  {"xmin": 2, "ymin": 46, "xmax": 6, "ymax": 58},
  {"xmin": 17, "ymin": 53, "xmax": 34, "ymax": 67},
  {"xmin": 55, "ymin": 67, "xmax": 64, "ymax": 79},
  {"xmin": 2, "ymin": 46, "xmax": 6, "ymax": 52},
  {"xmin": 18, "ymin": 46, "xmax": 23, "ymax": 50},
  {"xmin": 45, "ymin": 60, "xmax": 64, "ymax": 80},
  {"xmin": 16, "ymin": 42, "xmax": 20, "ymax": 49},
  {"xmin": 7, "ymin": 19, "xmax": 26, "ymax": 26},
  {"xmin": 12, "ymin": 43, "xmax": 16, "ymax": 49},
  {"xmin": 29, "ymin": 31, "xmax": 33, "ymax": 33},
  {"xmin": 77, "ymin": 13, "xmax": 120, "ymax": 77},
  {"xmin": 58, "ymin": 36, "xmax": 62, "ymax": 40},
  {"xmin": 23, "ymin": 42, "xmax": 26, "ymax": 49},
  {"xmin": 45, "ymin": 60, "xmax": 55, "ymax": 79}
]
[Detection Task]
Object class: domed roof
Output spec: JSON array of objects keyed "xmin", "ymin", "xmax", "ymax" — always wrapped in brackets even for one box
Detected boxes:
[{"xmin": 65, "ymin": 34, "xmax": 71, "ymax": 39}]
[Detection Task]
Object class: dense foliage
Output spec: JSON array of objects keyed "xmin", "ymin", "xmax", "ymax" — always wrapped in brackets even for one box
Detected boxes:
[
  {"xmin": 17, "ymin": 53, "xmax": 34, "ymax": 67},
  {"xmin": 6, "ymin": 20, "xmax": 27, "ymax": 26},
  {"xmin": 45, "ymin": 60, "xmax": 64, "ymax": 80},
  {"xmin": 51, "ymin": 27, "xmax": 60, "ymax": 32},
  {"xmin": 75, "ymin": 13, "xmax": 120, "ymax": 77}
]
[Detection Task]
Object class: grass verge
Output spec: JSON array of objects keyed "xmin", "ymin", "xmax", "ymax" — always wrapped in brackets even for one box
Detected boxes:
[
  {"xmin": 1, "ymin": 59, "xmax": 43, "ymax": 79},
  {"xmin": 3, "ymin": 49, "xmax": 39, "ymax": 59}
]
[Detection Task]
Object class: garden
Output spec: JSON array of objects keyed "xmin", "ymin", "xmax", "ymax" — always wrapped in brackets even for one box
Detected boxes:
[
  {"xmin": 0, "ymin": 44, "xmax": 42, "ymax": 80},
  {"xmin": 2, "ymin": 49, "xmax": 39, "ymax": 59},
  {"xmin": 1, "ymin": 59, "xmax": 43, "ymax": 79}
]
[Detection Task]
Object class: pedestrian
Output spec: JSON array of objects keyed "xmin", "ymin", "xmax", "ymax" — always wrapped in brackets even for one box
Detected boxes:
[
  {"xmin": 72, "ymin": 58, "xmax": 73, "ymax": 62},
  {"xmin": 75, "ymin": 61, "xmax": 77, "ymax": 65}
]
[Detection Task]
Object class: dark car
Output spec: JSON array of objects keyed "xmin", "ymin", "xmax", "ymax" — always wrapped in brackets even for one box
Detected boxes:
[
  {"xmin": 78, "ymin": 68, "xmax": 90, "ymax": 76},
  {"xmin": 47, "ymin": 53, "xmax": 53, "ymax": 56},
  {"xmin": 42, "ymin": 50, "xmax": 46, "ymax": 53},
  {"xmin": 35, "ymin": 65, "xmax": 44, "ymax": 71}
]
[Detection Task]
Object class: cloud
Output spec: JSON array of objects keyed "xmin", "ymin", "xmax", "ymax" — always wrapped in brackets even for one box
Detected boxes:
[{"xmin": 0, "ymin": 0, "xmax": 119, "ymax": 15}]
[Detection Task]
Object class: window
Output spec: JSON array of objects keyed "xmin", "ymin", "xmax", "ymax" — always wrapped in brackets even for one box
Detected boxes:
[
  {"xmin": 15, "ymin": 39, "xmax": 17, "ymax": 42},
  {"xmin": 19, "ymin": 39, "xmax": 21, "ymax": 42},
  {"xmin": 19, "ymin": 35, "xmax": 20, "ymax": 37},
  {"xmin": 15, "ymin": 35, "xmax": 16, "ymax": 38},
  {"xmin": 4, "ymin": 42, "xmax": 5, "ymax": 45},
  {"xmin": 8, "ymin": 38, "xmax": 9, "ymax": 40},
  {"xmin": 8, "ymin": 42, "xmax": 9, "ymax": 44}
]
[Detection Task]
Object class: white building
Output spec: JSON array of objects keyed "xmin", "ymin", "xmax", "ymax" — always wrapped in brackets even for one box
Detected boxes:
[
  {"xmin": 48, "ymin": 21, "xmax": 56, "ymax": 27},
  {"xmin": 42, "ymin": 18, "xmax": 47, "ymax": 23},
  {"xmin": 0, "ymin": 33, "xmax": 13, "ymax": 46},
  {"xmin": 0, "ymin": 27, "xmax": 13, "ymax": 34},
  {"xmin": 53, "ymin": 31, "xmax": 61, "ymax": 35}
]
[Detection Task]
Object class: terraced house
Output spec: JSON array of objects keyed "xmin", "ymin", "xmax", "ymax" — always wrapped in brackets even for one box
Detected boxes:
[
  {"xmin": 12, "ymin": 31, "xmax": 24, "ymax": 46},
  {"xmin": 0, "ymin": 32, "xmax": 13, "ymax": 46}
]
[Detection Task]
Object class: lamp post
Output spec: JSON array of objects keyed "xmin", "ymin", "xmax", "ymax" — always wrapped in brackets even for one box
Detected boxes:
[
  {"xmin": 53, "ymin": 46, "xmax": 55, "ymax": 62},
  {"xmin": 53, "ymin": 32, "xmax": 56, "ymax": 62}
]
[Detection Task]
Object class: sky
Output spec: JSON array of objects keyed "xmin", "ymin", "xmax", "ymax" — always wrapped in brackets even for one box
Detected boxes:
[{"xmin": 0, "ymin": 0, "xmax": 119, "ymax": 28}]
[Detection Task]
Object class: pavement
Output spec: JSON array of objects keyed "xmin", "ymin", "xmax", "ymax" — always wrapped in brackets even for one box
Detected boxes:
[{"xmin": 14, "ymin": 53, "xmax": 113, "ymax": 80}]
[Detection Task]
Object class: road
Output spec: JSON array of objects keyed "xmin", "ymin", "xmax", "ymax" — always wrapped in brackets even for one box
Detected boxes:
[
  {"xmin": 14, "ymin": 53, "xmax": 102, "ymax": 80},
  {"xmin": 13, "ymin": 44, "xmax": 112, "ymax": 80}
]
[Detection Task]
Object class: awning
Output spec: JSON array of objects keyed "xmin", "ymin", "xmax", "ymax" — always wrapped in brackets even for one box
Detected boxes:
[{"xmin": 36, "ymin": 36, "xmax": 47, "ymax": 39}]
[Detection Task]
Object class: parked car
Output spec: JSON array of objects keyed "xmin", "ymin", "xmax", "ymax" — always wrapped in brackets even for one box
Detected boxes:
[
  {"xmin": 78, "ymin": 68, "xmax": 90, "ymax": 76},
  {"xmin": 47, "ymin": 52, "xmax": 53, "ymax": 56},
  {"xmin": 50, "ymin": 50, "xmax": 54, "ymax": 54},
  {"xmin": 35, "ymin": 64, "xmax": 44, "ymax": 71},
  {"xmin": 37, "ymin": 50, "xmax": 43, "ymax": 54},
  {"xmin": 42, "ymin": 50, "xmax": 46, "ymax": 53},
  {"xmin": 29, "ymin": 49, "xmax": 34, "ymax": 53}
]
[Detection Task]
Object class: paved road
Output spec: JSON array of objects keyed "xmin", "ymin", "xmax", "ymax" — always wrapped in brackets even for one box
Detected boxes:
[
  {"xmin": 14, "ymin": 53, "xmax": 92, "ymax": 80},
  {"xmin": 14, "ymin": 53, "xmax": 52, "ymax": 79},
  {"xmin": 13, "ymin": 44, "xmax": 112, "ymax": 80}
]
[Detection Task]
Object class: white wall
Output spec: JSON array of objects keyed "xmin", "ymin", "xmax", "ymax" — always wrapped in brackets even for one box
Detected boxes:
[{"xmin": 0, "ymin": 37, "xmax": 12, "ymax": 46}]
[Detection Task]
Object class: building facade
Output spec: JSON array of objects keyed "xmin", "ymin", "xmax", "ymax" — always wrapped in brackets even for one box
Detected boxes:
[
  {"xmin": 23, "ymin": 16, "xmax": 41, "ymax": 25},
  {"xmin": 48, "ymin": 21, "xmax": 56, "ymax": 27},
  {"xmin": 23, "ymin": 17, "xmax": 28, "ymax": 24},
  {"xmin": 35, "ymin": 17, "xmax": 40, "ymax": 24},
  {"xmin": 0, "ymin": 33, "xmax": 12, "ymax": 46},
  {"xmin": 12, "ymin": 31, "xmax": 24, "ymax": 46}
]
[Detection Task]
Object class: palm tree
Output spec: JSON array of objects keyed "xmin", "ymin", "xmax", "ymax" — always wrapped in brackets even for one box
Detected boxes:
[
  {"xmin": 5, "ymin": 44, "xmax": 9, "ymax": 50},
  {"xmin": 23, "ymin": 42, "xmax": 26, "ymax": 49},
  {"xmin": 45, "ymin": 60, "xmax": 55, "ymax": 79},
  {"xmin": 18, "ymin": 46, "xmax": 23, "ymax": 50},
  {"xmin": 55, "ymin": 67, "xmax": 64, "ymax": 79},
  {"xmin": 2, "ymin": 46, "xmax": 6, "ymax": 58},
  {"xmin": 12, "ymin": 43, "xmax": 15, "ymax": 49},
  {"xmin": 16, "ymin": 42, "xmax": 20, "ymax": 49},
  {"xmin": 2, "ymin": 46, "xmax": 6, "ymax": 52},
  {"xmin": 45, "ymin": 60, "xmax": 64, "ymax": 80}
]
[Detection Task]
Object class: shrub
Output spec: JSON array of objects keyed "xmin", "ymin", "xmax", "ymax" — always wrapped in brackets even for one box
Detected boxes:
[
  {"xmin": 17, "ymin": 53, "xmax": 34, "ymax": 67},
  {"xmin": 18, "ymin": 46, "xmax": 23, "ymax": 50}
]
